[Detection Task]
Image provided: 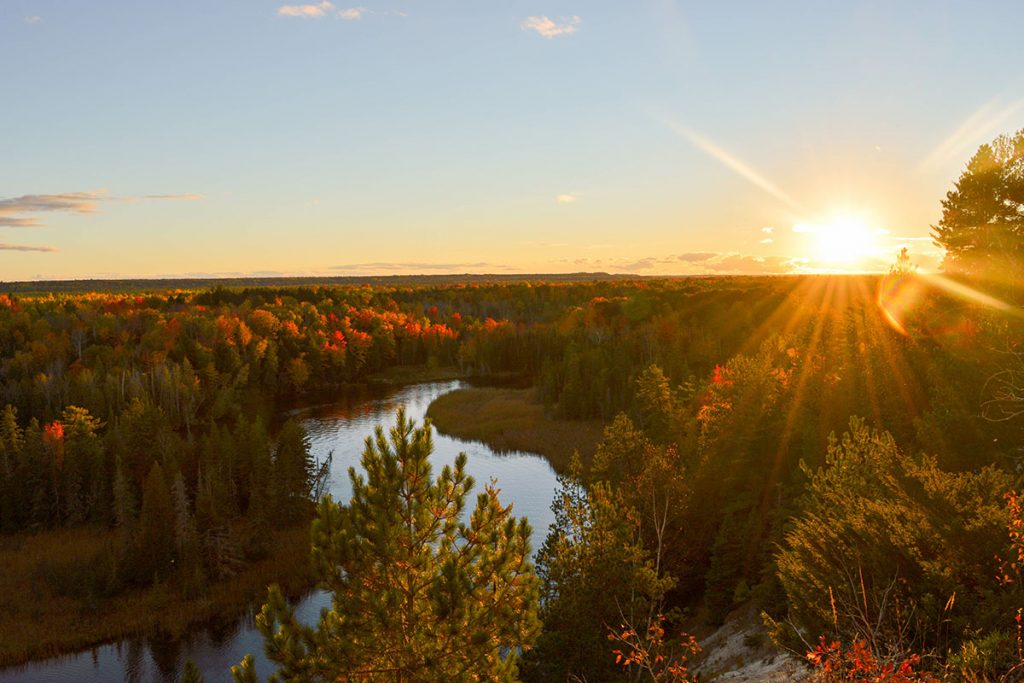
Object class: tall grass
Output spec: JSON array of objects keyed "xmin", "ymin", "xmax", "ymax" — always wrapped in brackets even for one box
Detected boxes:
[{"xmin": 426, "ymin": 387, "xmax": 604, "ymax": 472}]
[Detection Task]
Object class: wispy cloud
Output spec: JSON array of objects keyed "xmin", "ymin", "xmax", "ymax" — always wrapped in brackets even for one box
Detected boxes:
[
  {"xmin": 24, "ymin": 15, "xmax": 42, "ymax": 24},
  {"xmin": 0, "ymin": 243, "xmax": 57, "ymax": 253},
  {"xmin": 556, "ymin": 193, "xmax": 578, "ymax": 204},
  {"xmin": 0, "ymin": 191, "xmax": 204, "ymax": 229},
  {"xmin": 677, "ymin": 252, "xmax": 717, "ymax": 263},
  {"xmin": 702, "ymin": 253, "xmax": 797, "ymax": 274},
  {"xmin": 278, "ymin": 1, "xmax": 334, "ymax": 18},
  {"xmin": 761, "ymin": 226, "xmax": 774, "ymax": 234},
  {"xmin": 675, "ymin": 251, "xmax": 798, "ymax": 274},
  {"xmin": 331, "ymin": 261, "xmax": 517, "ymax": 273},
  {"xmin": 0, "ymin": 192, "xmax": 104, "ymax": 215},
  {"xmin": 143, "ymin": 194, "xmax": 207, "ymax": 201},
  {"xmin": 0, "ymin": 217, "xmax": 41, "ymax": 228},
  {"xmin": 920, "ymin": 98, "xmax": 1024, "ymax": 172},
  {"xmin": 521, "ymin": 16, "xmax": 582, "ymax": 38},
  {"xmin": 338, "ymin": 6, "xmax": 368, "ymax": 20}
]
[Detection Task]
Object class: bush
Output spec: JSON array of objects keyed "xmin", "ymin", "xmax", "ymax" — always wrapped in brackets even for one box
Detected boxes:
[{"xmin": 776, "ymin": 418, "xmax": 1012, "ymax": 657}]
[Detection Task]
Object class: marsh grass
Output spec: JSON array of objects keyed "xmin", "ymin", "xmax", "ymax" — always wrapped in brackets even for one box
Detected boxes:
[
  {"xmin": 426, "ymin": 387, "xmax": 604, "ymax": 472},
  {"xmin": 0, "ymin": 523, "xmax": 313, "ymax": 667}
]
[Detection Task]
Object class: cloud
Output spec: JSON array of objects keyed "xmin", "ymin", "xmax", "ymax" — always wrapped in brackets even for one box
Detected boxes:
[
  {"xmin": 556, "ymin": 194, "xmax": 578, "ymax": 204},
  {"xmin": 143, "ymin": 194, "xmax": 207, "ymax": 201},
  {"xmin": 0, "ymin": 217, "xmax": 42, "ymax": 228},
  {"xmin": 702, "ymin": 254, "xmax": 797, "ymax": 274},
  {"xmin": 0, "ymin": 192, "xmax": 104, "ymax": 217},
  {"xmin": 0, "ymin": 243, "xmax": 56, "ymax": 253},
  {"xmin": 677, "ymin": 252, "xmax": 717, "ymax": 263},
  {"xmin": 331, "ymin": 262, "xmax": 516, "ymax": 273},
  {"xmin": 338, "ymin": 6, "xmax": 368, "ymax": 20},
  {"xmin": 278, "ymin": 1, "xmax": 334, "ymax": 18},
  {"xmin": 0, "ymin": 191, "xmax": 205, "ymax": 229},
  {"xmin": 760, "ymin": 238, "xmax": 774, "ymax": 244},
  {"xmin": 521, "ymin": 16, "xmax": 581, "ymax": 38},
  {"xmin": 761, "ymin": 226, "xmax": 774, "ymax": 234},
  {"xmin": 24, "ymin": 15, "xmax": 42, "ymax": 24}
]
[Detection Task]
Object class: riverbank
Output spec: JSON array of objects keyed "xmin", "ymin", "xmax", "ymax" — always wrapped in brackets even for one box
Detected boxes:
[
  {"xmin": 364, "ymin": 364, "xmax": 464, "ymax": 386},
  {"xmin": 0, "ymin": 523, "xmax": 313, "ymax": 668},
  {"xmin": 426, "ymin": 387, "xmax": 604, "ymax": 472}
]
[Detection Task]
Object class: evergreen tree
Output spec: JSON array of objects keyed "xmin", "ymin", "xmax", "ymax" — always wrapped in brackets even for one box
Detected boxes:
[
  {"xmin": 932, "ymin": 128, "xmax": 1024, "ymax": 292},
  {"xmin": 633, "ymin": 364, "xmax": 677, "ymax": 443},
  {"xmin": 775, "ymin": 418, "xmax": 1013, "ymax": 655},
  {"xmin": 272, "ymin": 418, "xmax": 312, "ymax": 521},
  {"xmin": 134, "ymin": 461, "xmax": 176, "ymax": 582},
  {"xmin": 0, "ymin": 405, "xmax": 22, "ymax": 532},
  {"xmin": 233, "ymin": 409, "xmax": 541, "ymax": 682},
  {"xmin": 529, "ymin": 455, "xmax": 676, "ymax": 683},
  {"xmin": 180, "ymin": 660, "xmax": 205, "ymax": 683}
]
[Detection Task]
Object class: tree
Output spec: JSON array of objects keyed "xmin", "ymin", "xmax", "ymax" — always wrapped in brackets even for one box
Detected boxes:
[
  {"xmin": 775, "ymin": 418, "xmax": 1011, "ymax": 659},
  {"xmin": 529, "ymin": 457, "xmax": 677, "ymax": 683},
  {"xmin": 272, "ymin": 418, "xmax": 312, "ymax": 521},
  {"xmin": 932, "ymin": 129, "xmax": 1024, "ymax": 290},
  {"xmin": 134, "ymin": 461, "xmax": 176, "ymax": 582},
  {"xmin": 633, "ymin": 364, "xmax": 677, "ymax": 443},
  {"xmin": 233, "ymin": 409, "xmax": 541, "ymax": 682}
]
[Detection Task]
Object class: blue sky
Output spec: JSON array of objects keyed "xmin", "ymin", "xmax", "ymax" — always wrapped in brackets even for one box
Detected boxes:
[{"xmin": 1, "ymin": 1, "xmax": 1022, "ymax": 279}]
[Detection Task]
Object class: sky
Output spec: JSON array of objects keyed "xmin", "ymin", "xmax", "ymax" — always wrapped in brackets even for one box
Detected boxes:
[{"xmin": 1, "ymin": 0, "xmax": 1022, "ymax": 280}]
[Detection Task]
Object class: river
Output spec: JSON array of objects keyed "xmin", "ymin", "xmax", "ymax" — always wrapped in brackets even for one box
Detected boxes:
[{"xmin": 0, "ymin": 381, "xmax": 560, "ymax": 683}]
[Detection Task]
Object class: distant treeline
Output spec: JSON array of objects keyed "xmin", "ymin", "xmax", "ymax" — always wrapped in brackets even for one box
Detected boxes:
[{"xmin": 0, "ymin": 271, "xmax": 639, "ymax": 294}]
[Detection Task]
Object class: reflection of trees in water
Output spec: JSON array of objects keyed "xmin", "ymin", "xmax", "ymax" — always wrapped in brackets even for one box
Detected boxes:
[
  {"xmin": 122, "ymin": 639, "xmax": 145, "ymax": 683},
  {"xmin": 147, "ymin": 633, "xmax": 182, "ymax": 681},
  {"xmin": 204, "ymin": 609, "xmax": 246, "ymax": 647}
]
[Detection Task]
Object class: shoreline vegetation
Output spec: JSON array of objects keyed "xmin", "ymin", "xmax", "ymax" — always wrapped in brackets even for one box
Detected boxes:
[
  {"xmin": 0, "ymin": 522, "xmax": 313, "ymax": 669},
  {"xmin": 426, "ymin": 387, "xmax": 604, "ymax": 472}
]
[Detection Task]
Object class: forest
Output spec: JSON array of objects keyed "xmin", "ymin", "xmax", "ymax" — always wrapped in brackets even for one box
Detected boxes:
[{"xmin": 1, "ymin": 133, "xmax": 1023, "ymax": 681}]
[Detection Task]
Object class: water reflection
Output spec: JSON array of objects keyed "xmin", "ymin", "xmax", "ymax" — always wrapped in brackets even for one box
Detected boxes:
[{"xmin": 0, "ymin": 381, "xmax": 559, "ymax": 683}]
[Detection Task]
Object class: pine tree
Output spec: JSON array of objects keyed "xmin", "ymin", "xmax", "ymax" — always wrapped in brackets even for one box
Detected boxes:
[
  {"xmin": 272, "ymin": 418, "xmax": 312, "ymax": 521},
  {"xmin": 233, "ymin": 409, "xmax": 541, "ymax": 682},
  {"xmin": 0, "ymin": 405, "xmax": 22, "ymax": 532},
  {"xmin": 633, "ymin": 364, "xmax": 677, "ymax": 443},
  {"xmin": 112, "ymin": 453, "xmax": 137, "ymax": 530},
  {"xmin": 172, "ymin": 471, "xmax": 203, "ymax": 585},
  {"xmin": 135, "ymin": 461, "xmax": 176, "ymax": 582},
  {"xmin": 180, "ymin": 660, "xmax": 205, "ymax": 683}
]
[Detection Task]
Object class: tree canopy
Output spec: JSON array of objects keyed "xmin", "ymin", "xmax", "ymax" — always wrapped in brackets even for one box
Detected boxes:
[{"xmin": 932, "ymin": 128, "xmax": 1024, "ymax": 291}]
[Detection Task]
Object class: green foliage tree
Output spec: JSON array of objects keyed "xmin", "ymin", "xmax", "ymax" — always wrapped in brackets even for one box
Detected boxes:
[
  {"xmin": 232, "ymin": 409, "xmax": 541, "ymax": 682},
  {"xmin": 181, "ymin": 660, "xmax": 206, "ymax": 683},
  {"xmin": 932, "ymin": 129, "xmax": 1024, "ymax": 291},
  {"xmin": 134, "ymin": 461, "xmax": 176, "ymax": 582},
  {"xmin": 633, "ymin": 364, "xmax": 677, "ymax": 443},
  {"xmin": 272, "ymin": 418, "xmax": 313, "ymax": 521},
  {"xmin": 529, "ymin": 455, "xmax": 676, "ymax": 683},
  {"xmin": 775, "ymin": 418, "xmax": 1012, "ymax": 656}
]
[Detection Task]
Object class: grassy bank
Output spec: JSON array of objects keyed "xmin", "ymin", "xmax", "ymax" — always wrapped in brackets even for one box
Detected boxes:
[
  {"xmin": 0, "ymin": 523, "xmax": 314, "ymax": 668},
  {"xmin": 365, "ymin": 363, "xmax": 465, "ymax": 386},
  {"xmin": 426, "ymin": 387, "xmax": 604, "ymax": 472}
]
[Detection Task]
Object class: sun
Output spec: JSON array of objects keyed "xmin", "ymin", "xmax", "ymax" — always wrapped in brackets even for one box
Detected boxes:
[{"xmin": 795, "ymin": 215, "xmax": 884, "ymax": 267}]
